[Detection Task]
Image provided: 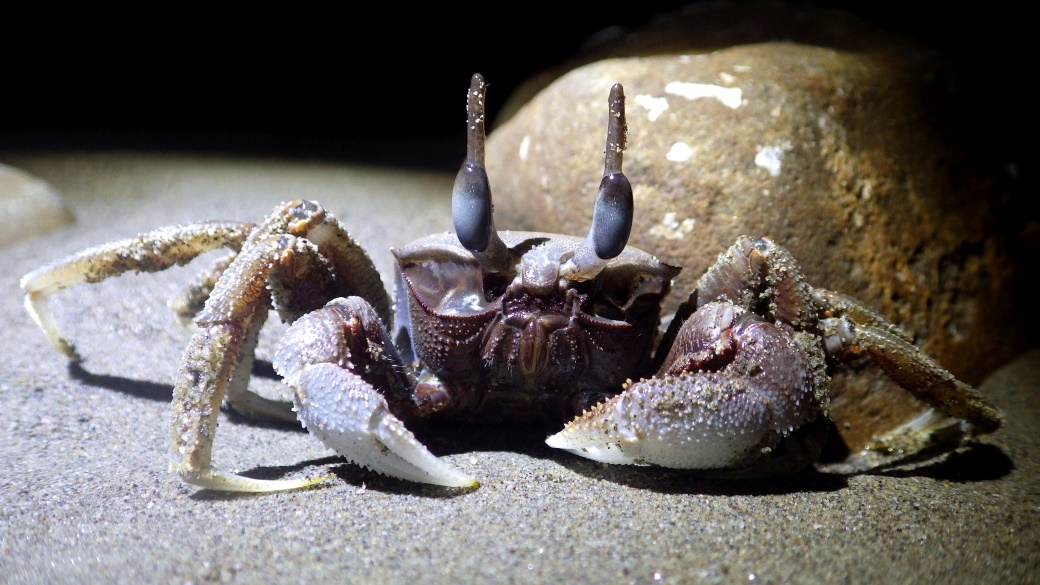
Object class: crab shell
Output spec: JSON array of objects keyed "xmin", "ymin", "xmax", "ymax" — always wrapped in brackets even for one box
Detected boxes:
[{"xmin": 390, "ymin": 230, "xmax": 679, "ymax": 422}]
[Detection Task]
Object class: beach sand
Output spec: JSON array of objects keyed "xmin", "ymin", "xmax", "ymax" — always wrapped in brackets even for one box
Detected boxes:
[{"xmin": 2, "ymin": 153, "xmax": 1035, "ymax": 584}]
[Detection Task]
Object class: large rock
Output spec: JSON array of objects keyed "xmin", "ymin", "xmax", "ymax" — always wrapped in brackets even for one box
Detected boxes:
[{"xmin": 486, "ymin": 15, "xmax": 1026, "ymax": 452}]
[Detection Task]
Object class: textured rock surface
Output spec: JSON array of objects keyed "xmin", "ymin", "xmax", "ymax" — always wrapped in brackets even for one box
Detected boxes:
[{"xmin": 487, "ymin": 37, "xmax": 1025, "ymax": 450}]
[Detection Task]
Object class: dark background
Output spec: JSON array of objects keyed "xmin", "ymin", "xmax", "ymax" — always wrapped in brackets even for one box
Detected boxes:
[{"xmin": 2, "ymin": 1, "xmax": 1028, "ymax": 175}]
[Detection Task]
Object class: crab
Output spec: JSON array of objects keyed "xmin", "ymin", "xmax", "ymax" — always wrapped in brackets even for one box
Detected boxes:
[{"xmin": 21, "ymin": 74, "xmax": 1002, "ymax": 492}]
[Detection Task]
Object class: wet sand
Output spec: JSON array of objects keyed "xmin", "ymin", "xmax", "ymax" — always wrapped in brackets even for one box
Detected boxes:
[{"xmin": 1, "ymin": 153, "xmax": 1036, "ymax": 584}]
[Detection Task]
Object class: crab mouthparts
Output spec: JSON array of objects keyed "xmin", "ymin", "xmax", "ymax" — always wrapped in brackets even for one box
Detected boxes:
[{"xmin": 515, "ymin": 314, "xmax": 569, "ymax": 377}]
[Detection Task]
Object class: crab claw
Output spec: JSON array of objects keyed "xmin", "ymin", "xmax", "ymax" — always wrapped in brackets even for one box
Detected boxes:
[
  {"xmin": 274, "ymin": 298, "xmax": 477, "ymax": 488},
  {"xmin": 287, "ymin": 363, "xmax": 477, "ymax": 487},
  {"xmin": 547, "ymin": 302, "xmax": 824, "ymax": 471},
  {"xmin": 547, "ymin": 374, "xmax": 780, "ymax": 468}
]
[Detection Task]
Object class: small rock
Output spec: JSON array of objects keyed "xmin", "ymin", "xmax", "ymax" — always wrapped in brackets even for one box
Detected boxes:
[{"xmin": 0, "ymin": 163, "xmax": 74, "ymax": 246}]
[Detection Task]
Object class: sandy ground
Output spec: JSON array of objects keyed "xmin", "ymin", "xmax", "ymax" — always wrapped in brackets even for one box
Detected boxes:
[{"xmin": 1, "ymin": 153, "xmax": 1036, "ymax": 584}]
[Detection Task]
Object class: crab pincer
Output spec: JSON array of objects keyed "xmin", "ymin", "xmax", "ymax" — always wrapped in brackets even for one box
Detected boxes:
[
  {"xmin": 274, "ymin": 297, "xmax": 477, "ymax": 487},
  {"xmin": 547, "ymin": 301, "xmax": 827, "ymax": 474}
]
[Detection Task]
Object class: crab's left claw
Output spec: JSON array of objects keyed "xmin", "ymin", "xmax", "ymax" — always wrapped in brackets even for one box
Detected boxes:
[
  {"xmin": 274, "ymin": 297, "xmax": 478, "ymax": 488},
  {"xmin": 286, "ymin": 362, "xmax": 478, "ymax": 488}
]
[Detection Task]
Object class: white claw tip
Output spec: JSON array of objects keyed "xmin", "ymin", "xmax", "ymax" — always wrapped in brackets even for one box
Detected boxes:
[{"xmin": 546, "ymin": 433, "xmax": 641, "ymax": 465}]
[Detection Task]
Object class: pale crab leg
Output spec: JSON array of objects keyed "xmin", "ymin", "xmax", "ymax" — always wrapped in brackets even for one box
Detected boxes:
[
  {"xmin": 274, "ymin": 297, "xmax": 478, "ymax": 487},
  {"xmin": 20, "ymin": 221, "xmax": 254, "ymax": 360},
  {"xmin": 221, "ymin": 304, "xmax": 299, "ymax": 423},
  {"xmin": 169, "ymin": 234, "xmax": 331, "ymax": 492},
  {"xmin": 168, "ymin": 251, "xmax": 238, "ymax": 326},
  {"xmin": 173, "ymin": 200, "xmax": 402, "ymax": 492}
]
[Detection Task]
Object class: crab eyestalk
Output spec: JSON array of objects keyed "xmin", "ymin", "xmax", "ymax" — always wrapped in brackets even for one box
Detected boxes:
[
  {"xmin": 561, "ymin": 83, "xmax": 634, "ymax": 282},
  {"xmin": 453, "ymin": 73, "xmax": 511, "ymax": 273}
]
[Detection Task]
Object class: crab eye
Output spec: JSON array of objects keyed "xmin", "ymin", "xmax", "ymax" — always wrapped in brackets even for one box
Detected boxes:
[
  {"xmin": 589, "ymin": 171, "xmax": 633, "ymax": 260},
  {"xmin": 451, "ymin": 73, "xmax": 511, "ymax": 274},
  {"xmin": 561, "ymin": 82, "xmax": 633, "ymax": 281},
  {"xmin": 453, "ymin": 163, "xmax": 495, "ymax": 253}
]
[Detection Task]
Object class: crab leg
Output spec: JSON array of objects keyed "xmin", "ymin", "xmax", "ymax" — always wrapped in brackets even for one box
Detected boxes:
[
  {"xmin": 819, "ymin": 311, "xmax": 1003, "ymax": 435},
  {"xmin": 220, "ymin": 304, "xmax": 302, "ymax": 423},
  {"xmin": 20, "ymin": 221, "xmax": 254, "ymax": 360},
  {"xmin": 168, "ymin": 234, "xmax": 331, "ymax": 491},
  {"xmin": 812, "ymin": 288, "xmax": 1001, "ymax": 433},
  {"xmin": 168, "ymin": 199, "xmax": 408, "ymax": 491},
  {"xmin": 168, "ymin": 251, "xmax": 239, "ymax": 325},
  {"xmin": 171, "ymin": 252, "xmax": 300, "ymax": 422},
  {"xmin": 274, "ymin": 297, "xmax": 478, "ymax": 487}
]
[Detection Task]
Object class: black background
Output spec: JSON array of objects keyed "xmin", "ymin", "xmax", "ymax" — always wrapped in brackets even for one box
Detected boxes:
[{"xmin": 2, "ymin": 1, "xmax": 1029, "ymax": 176}]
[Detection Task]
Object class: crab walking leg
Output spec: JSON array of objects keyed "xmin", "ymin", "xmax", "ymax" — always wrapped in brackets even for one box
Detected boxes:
[
  {"xmin": 20, "ymin": 221, "xmax": 254, "ymax": 360},
  {"xmin": 821, "ymin": 315, "xmax": 1003, "ymax": 434},
  {"xmin": 813, "ymin": 287, "xmax": 1002, "ymax": 435},
  {"xmin": 170, "ymin": 321, "xmax": 321, "ymax": 491},
  {"xmin": 171, "ymin": 318, "xmax": 326, "ymax": 491},
  {"xmin": 274, "ymin": 297, "xmax": 478, "ymax": 487},
  {"xmin": 169, "ymin": 234, "xmax": 332, "ymax": 492},
  {"xmin": 168, "ymin": 251, "xmax": 239, "ymax": 326},
  {"xmin": 813, "ymin": 289, "xmax": 913, "ymax": 342},
  {"xmin": 215, "ymin": 198, "xmax": 394, "ymax": 424},
  {"xmin": 549, "ymin": 302, "xmax": 825, "ymax": 470},
  {"xmin": 279, "ymin": 199, "xmax": 394, "ymax": 327},
  {"xmin": 221, "ymin": 305, "xmax": 299, "ymax": 423}
]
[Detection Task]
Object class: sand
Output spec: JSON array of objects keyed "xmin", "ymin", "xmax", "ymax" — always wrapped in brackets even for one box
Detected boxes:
[{"xmin": 1, "ymin": 152, "xmax": 1036, "ymax": 584}]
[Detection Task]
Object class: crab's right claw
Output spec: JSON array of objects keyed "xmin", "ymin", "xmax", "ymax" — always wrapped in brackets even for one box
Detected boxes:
[
  {"xmin": 287, "ymin": 362, "xmax": 477, "ymax": 488},
  {"xmin": 547, "ymin": 373, "xmax": 780, "ymax": 468},
  {"xmin": 548, "ymin": 302, "xmax": 823, "ymax": 473}
]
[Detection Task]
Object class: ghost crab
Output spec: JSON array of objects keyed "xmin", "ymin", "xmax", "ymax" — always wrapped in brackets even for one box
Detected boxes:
[{"xmin": 21, "ymin": 74, "xmax": 1002, "ymax": 492}]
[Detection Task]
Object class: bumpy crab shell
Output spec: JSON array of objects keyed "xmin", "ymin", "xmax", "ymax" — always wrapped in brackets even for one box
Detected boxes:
[{"xmin": 20, "ymin": 74, "xmax": 1001, "ymax": 492}]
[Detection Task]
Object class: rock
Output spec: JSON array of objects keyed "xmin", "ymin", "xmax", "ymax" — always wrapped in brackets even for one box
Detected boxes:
[
  {"xmin": 0, "ymin": 163, "xmax": 74, "ymax": 246},
  {"xmin": 485, "ymin": 8, "xmax": 1026, "ymax": 453}
]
